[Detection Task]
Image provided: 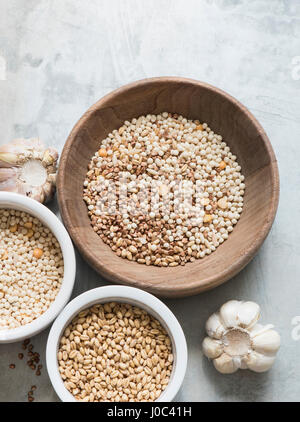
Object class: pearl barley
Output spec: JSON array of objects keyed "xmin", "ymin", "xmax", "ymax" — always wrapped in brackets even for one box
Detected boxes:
[{"xmin": 0, "ymin": 209, "xmax": 64, "ymax": 330}]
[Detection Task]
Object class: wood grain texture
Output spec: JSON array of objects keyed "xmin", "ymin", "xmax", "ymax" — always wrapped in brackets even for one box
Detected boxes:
[{"xmin": 57, "ymin": 77, "xmax": 279, "ymax": 298}]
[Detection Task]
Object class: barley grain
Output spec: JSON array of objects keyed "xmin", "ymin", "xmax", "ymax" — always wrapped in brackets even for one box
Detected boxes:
[{"xmin": 58, "ymin": 302, "xmax": 173, "ymax": 402}]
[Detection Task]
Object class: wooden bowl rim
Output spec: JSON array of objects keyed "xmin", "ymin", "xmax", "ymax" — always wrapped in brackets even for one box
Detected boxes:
[{"xmin": 57, "ymin": 77, "xmax": 280, "ymax": 297}]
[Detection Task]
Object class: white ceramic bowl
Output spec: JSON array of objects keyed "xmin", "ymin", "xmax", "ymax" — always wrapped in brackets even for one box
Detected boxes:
[
  {"xmin": 46, "ymin": 285, "xmax": 187, "ymax": 402},
  {"xmin": 0, "ymin": 192, "xmax": 76, "ymax": 343}
]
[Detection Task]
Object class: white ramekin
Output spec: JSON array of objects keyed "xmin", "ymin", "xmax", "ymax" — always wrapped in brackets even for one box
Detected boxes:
[
  {"xmin": 0, "ymin": 191, "xmax": 76, "ymax": 343},
  {"xmin": 46, "ymin": 285, "xmax": 187, "ymax": 402}
]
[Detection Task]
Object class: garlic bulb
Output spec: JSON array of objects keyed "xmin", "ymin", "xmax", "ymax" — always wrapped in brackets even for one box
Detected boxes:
[
  {"xmin": 202, "ymin": 300, "xmax": 280, "ymax": 374},
  {"xmin": 0, "ymin": 138, "xmax": 58, "ymax": 203}
]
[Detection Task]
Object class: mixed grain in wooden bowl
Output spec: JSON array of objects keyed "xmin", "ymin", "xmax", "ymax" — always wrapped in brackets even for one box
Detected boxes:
[
  {"xmin": 83, "ymin": 113, "xmax": 245, "ymax": 267},
  {"xmin": 58, "ymin": 301, "xmax": 173, "ymax": 402}
]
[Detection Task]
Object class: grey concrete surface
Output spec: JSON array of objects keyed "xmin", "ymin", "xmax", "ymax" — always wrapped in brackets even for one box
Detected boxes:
[{"xmin": 0, "ymin": 0, "xmax": 300, "ymax": 402}]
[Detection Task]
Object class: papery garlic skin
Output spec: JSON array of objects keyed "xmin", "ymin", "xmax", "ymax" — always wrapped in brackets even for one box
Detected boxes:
[
  {"xmin": 202, "ymin": 300, "xmax": 280, "ymax": 374},
  {"xmin": 0, "ymin": 138, "xmax": 58, "ymax": 203}
]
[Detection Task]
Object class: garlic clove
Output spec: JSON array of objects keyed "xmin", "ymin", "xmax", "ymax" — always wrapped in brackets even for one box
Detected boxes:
[
  {"xmin": 202, "ymin": 337, "xmax": 223, "ymax": 359},
  {"xmin": 0, "ymin": 167, "xmax": 17, "ymax": 183},
  {"xmin": 206, "ymin": 312, "xmax": 226, "ymax": 339},
  {"xmin": 8, "ymin": 138, "xmax": 44, "ymax": 153},
  {"xmin": 42, "ymin": 149, "xmax": 58, "ymax": 166},
  {"xmin": 244, "ymin": 351, "xmax": 276, "ymax": 373},
  {"xmin": 48, "ymin": 173, "xmax": 57, "ymax": 184},
  {"xmin": 252, "ymin": 329, "xmax": 280, "ymax": 356},
  {"xmin": 249, "ymin": 323, "xmax": 274, "ymax": 337},
  {"xmin": 0, "ymin": 178, "xmax": 19, "ymax": 192},
  {"xmin": 237, "ymin": 301, "xmax": 260, "ymax": 329},
  {"xmin": 14, "ymin": 181, "xmax": 33, "ymax": 197},
  {"xmin": 0, "ymin": 152, "xmax": 19, "ymax": 166},
  {"xmin": 29, "ymin": 186, "xmax": 45, "ymax": 204},
  {"xmin": 0, "ymin": 138, "xmax": 42, "ymax": 157},
  {"xmin": 213, "ymin": 353, "xmax": 238, "ymax": 374},
  {"xmin": 219, "ymin": 300, "xmax": 241, "ymax": 328},
  {"xmin": 232, "ymin": 356, "xmax": 244, "ymax": 370},
  {"xmin": 239, "ymin": 357, "xmax": 248, "ymax": 370},
  {"xmin": 0, "ymin": 167, "xmax": 19, "ymax": 192},
  {"xmin": 42, "ymin": 181, "xmax": 55, "ymax": 201}
]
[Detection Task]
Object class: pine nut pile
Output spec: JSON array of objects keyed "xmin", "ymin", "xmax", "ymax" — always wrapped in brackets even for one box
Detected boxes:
[
  {"xmin": 0, "ymin": 209, "xmax": 63, "ymax": 330},
  {"xmin": 83, "ymin": 113, "xmax": 245, "ymax": 267},
  {"xmin": 58, "ymin": 302, "xmax": 173, "ymax": 402}
]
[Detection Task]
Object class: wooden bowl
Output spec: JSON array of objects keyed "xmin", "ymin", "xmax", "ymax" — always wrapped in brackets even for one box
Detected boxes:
[{"xmin": 57, "ymin": 77, "xmax": 279, "ymax": 298}]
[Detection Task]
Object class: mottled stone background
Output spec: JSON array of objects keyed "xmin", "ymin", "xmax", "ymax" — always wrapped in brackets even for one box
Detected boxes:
[{"xmin": 0, "ymin": 0, "xmax": 300, "ymax": 402}]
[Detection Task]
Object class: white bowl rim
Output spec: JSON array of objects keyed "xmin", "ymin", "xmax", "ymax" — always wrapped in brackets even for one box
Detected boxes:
[
  {"xmin": 0, "ymin": 191, "xmax": 76, "ymax": 343},
  {"xmin": 46, "ymin": 285, "xmax": 187, "ymax": 402}
]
